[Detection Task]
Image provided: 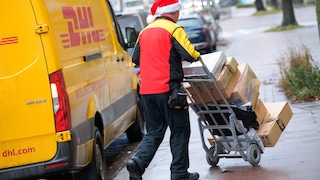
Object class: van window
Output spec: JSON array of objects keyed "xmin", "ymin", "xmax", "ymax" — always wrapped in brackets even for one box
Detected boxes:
[
  {"xmin": 118, "ymin": 15, "xmax": 143, "ymax": 36},
  {"xmin": 104, "ymin": 0, "xmax": 127, "ymax": 50}
]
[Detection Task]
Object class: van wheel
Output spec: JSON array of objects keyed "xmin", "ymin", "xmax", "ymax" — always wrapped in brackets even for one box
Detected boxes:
[
  {"xmin": 76, "ymin": 127, "xmax": 107, "ymax": 180},
  {"xmin": 126, "ymin": 99, "xmax": 145, "ymax": 143}
]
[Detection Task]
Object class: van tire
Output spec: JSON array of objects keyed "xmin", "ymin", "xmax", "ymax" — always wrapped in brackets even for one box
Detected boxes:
[
  {"xmin": 76, "ymin": 127, "xmax": 107, "ymax": 180},
  {"xmin": 126, "ymin": 100, "xmax": 145, "ymax": 143}
]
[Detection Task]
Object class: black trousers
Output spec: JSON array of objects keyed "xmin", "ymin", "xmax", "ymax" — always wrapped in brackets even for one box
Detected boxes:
[{"xmin": 132, "ymin": 92, "xmax": 191, "ymax": 177}]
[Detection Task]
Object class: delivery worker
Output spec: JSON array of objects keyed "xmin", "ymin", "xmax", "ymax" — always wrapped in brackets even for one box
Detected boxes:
[{"xmin": 125, "ymin": 0, "xmax": 201, "ymax": 179}]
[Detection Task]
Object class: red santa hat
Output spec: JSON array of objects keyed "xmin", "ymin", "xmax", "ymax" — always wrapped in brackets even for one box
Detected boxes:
[{"xmin": 150, "ymin": 0, "xmax": 181, "ymax": 16}]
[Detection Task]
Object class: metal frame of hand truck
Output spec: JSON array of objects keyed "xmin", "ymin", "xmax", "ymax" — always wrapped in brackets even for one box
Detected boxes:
[{"xmin": 183, "ymin": 58, "xmax": 264, "ymax": 166}]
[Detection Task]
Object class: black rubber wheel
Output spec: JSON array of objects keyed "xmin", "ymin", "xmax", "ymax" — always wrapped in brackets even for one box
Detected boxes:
[
  {"xmin": 206, "ymin": 146, "xmax": 219, "ymax": 166},
  {"xmin": 247, "ymin": 143, "xmax": 261, "ymax": 166},
  {"xmin": 76, "ymin": 127, "xmax": 107, "ymax": 180}
]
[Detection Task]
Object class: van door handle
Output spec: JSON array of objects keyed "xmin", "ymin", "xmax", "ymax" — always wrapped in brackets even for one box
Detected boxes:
[
  {"xmin": 116, "ymin": 57, "xmax": 124, "ymax": 62},
  {"xmin": 84, "ymin": 52, "xmax": 102, "ymax": 62}
]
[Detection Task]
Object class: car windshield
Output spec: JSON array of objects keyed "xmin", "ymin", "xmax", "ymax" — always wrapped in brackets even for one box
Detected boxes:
[
  {"xmin": 177, "ymin": 18, "xmax": 201, "ymax": 28},
  {"xmin": 118, "ymin": 15, "xmax": 143, "ymax": 35}
]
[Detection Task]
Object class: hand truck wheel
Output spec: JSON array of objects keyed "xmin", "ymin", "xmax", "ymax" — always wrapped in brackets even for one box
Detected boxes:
[
  {"xmin": 247, "ymin": 143, "xmax": 261, "ymax": 166},
  {"xmin": 206, "ymin": 145, "xmax": 220, "ymax": 166}
]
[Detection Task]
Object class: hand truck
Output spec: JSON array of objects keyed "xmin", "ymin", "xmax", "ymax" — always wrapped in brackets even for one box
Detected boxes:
[{"xmin": 183, "ymin": 57, "xmax": 264, "ymax": 166}]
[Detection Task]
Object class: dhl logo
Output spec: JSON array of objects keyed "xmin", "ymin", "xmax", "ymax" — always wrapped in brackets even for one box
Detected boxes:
[
  {"xmin": 60, "ymin": 6, "xmax": 105, "ymax": 48},
  {"xmin": 0, "ymin": 36, "xmax": 18, "ymax": 46}
]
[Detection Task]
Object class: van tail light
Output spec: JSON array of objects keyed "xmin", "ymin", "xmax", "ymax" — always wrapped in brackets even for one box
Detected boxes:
[{"xmin": 49, "ymin": 70, "xmax": 71, "ymax": 132}]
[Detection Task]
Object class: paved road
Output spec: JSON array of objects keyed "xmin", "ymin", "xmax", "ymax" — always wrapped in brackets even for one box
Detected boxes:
[{"xmin": 114, "ymin": 5, "xmax": 320, "ymax": 180}]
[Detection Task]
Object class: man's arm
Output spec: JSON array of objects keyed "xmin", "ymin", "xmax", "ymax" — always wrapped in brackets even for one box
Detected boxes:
[
  {"xmin": 132, "ymin": 42, "xmax": 141, "ymax": 66},
  {"xmin": 171, "ymin": 26, "xmax": 200, "ymax": 63}
]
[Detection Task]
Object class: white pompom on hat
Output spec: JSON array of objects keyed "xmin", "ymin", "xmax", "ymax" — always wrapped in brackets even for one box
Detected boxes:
[
  {"xmin": 147, "ymin": 14, "xmax": 156, "ymax": 24},
  {"xmin": 150, "ymin": 0, "xmax": 181, "ymax": 16}
]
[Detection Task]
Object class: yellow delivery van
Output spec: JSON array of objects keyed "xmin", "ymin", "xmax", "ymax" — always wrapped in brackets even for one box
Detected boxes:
[{"xmin": 0, "ymin": 0, "xmax": 143, "ymax": 179}]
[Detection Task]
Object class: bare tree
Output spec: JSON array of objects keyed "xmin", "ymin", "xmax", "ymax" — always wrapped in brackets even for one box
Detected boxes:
[
  {"xmin": 316, "ymin": 0, "xmax": 320, "ymax": 42},
  {"xmin": 281, "ymin": 0, "xmax": 298, "ymax": 26},
  {"xmin": 255, "ymin": 0, "xmax": 266, "ymax": 11}
]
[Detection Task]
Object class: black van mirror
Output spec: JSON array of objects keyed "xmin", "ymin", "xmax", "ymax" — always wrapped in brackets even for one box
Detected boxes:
[{"xmin": 125, "ymin": 27, "xmax": 138, "ymax": 48}]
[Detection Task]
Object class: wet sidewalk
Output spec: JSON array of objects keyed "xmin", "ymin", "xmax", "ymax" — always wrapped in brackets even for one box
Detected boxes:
[{"xmin": 115, "ymin": 6, "xmax": 320, "ymax": 180}]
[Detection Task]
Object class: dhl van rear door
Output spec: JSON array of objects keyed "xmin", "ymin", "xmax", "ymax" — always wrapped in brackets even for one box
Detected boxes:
[{"xmin": 0, "ymin": 1, "xmax": 57, "ymax": 169}]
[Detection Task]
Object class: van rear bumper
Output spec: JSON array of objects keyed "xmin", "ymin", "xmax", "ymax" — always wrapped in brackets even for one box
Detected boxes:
[{"xmin": 0, "ymin": 142, "xmax": 71, "ymax": 180}]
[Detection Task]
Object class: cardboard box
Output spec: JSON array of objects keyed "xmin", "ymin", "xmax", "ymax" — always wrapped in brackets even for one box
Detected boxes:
[
  {"xmin": 257, "ymin": 101, "xmax": 293, "ymax": 147},
  {"xmin": 183, "ymin": 51, "xmax": 226, "ymax": 79},
  {"xmin": 257, "ymin": 120, "xmax": 282, "ymax": 147},
  {"xmin": 224, "ymin": 69, "xmax": 241, "ymax": 99},
  {"xmin": 226, "ymin": 56, "xmax": 238, "ymax": 73},
  {"xmin": 216, "ymin": 66, "xmax": 232, "ymax": 90},
  {"xmin": 207, "ymin": 134, "xmax": 214, "ymax": 146},
  {"xmin": 229, "ymin": 63, "xmax": 260, "ymax": 106},
  {"xmin": 252, "ymin": 91, "xmax": 260, "ymax": 109},
  {"xmin": 186, "ymin": 82, "xmax": 224, "ymax": 103},
  {"xmin": 185, "ymin": 69, "xmax": 241, "ymax": 104},
  {"xmin": 254, "ymin": 99, "xmax": 267, "ymax": 125},
  {"xmin": 264, "ymin": 101, "xmax": 293, "ymax": 128}
]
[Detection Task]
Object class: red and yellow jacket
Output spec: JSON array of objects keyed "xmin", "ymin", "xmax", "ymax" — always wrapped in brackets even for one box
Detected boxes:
[{"xmin": 132, "ymin": 16, "xmax": 200, "ymax": 95}]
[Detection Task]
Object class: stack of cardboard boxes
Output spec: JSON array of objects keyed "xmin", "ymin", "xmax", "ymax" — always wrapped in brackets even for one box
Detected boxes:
[
  {"xmin": 183, "ymin": 51, "xmax": 293, "ymax": 147},
  {"xmin": 257, "ymin": 101, "xmax": 292, "ymax": 147}
]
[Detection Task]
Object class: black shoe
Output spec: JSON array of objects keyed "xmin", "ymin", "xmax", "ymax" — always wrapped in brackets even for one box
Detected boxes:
[
  {"xmin": 171, "ymin": 172, "xmax": 199, "ymax": 180},
  {"xmin": 186, "ymin": 172, "xmax": 199, "ymax": 180},
  {"xmin": 126, "ymin": 159, "xmax": 142, "ymax": 180}
]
